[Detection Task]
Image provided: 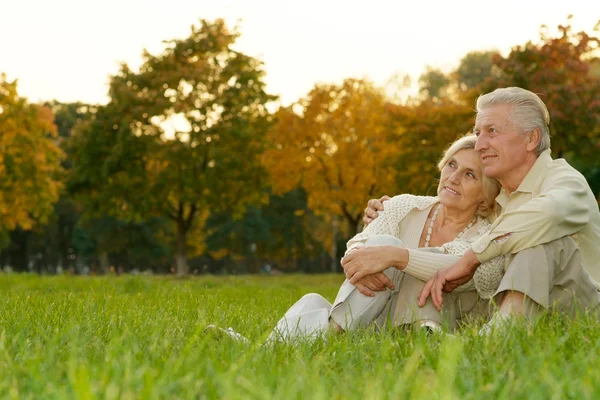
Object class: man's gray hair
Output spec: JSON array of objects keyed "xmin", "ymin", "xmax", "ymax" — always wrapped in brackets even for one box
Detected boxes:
[{"xmin": 476, "ymin": 87, "xmax": 551, "ymax": 155}]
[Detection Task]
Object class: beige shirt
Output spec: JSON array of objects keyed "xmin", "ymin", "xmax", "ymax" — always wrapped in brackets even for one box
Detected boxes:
[{"xmin": 471, "ymin": 150, "xmax": 600, "ymax": 289}]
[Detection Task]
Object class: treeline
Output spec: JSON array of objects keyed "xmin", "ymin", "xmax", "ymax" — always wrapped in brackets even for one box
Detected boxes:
[{"xmin": 1, "ymin": 17, "xmax": 599, "ymax": 275}]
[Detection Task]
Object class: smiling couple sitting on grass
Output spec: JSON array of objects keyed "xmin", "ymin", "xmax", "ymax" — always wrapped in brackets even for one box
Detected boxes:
[{"xmin": 208, "ymin": 87, "xmax": 600, "ymax": 343}]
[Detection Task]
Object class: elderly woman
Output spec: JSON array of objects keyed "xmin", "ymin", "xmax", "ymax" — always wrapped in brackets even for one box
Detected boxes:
[
  {"xmin": 209, "ymin": 134, "xmax": 504, "ymax": 343},
  {"xmin": 333, "ymin": 133, "xmax": 503, "ymax": 334}
]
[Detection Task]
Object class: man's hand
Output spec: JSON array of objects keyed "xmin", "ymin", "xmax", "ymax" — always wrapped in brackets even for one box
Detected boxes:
[
  {"xmin": 363, "ymin": 195, "xmax": 391, "ymax": 226},
  {"xmin": 342, "ymin": 246, "xmax": 399, "ymax": 285},
  {"xmin": 353, "ymin": 273, "xmax": 394, "ymax": 297},
  {"xmin": 418, "ymin": 249, "xmax": 480, "ymax": 310}
]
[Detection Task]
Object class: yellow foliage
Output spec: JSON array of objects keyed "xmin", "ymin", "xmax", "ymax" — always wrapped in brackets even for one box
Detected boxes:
[
  {"xmin": 263, "ymin": 78, "xmax": 401, "ymax": 235},
  {"xmin": 389, "ymin": 99, "xmax": 474, "ymax": 195},
  {"xmin": 209, "ymin": 247, "xmax": 230, "ymax": 260},
  {"xmin": 0, "ymin": 74, "xmax": 64, "ymax": 233}
]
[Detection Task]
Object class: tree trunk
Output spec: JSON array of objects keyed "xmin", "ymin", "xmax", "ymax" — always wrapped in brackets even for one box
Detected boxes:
[
  {"xmin": 9, "ymin": 229, "xmax": 30, "ymax": 272},
  {"xmin": 99, "ymin": 251, "xmax": 109, "ymax": 274},
  {"xmin": 175, "ymin": 221, "xmax": 189, "ymax": 275},
  {"xmin": 354, "ymin": 218, "xmax": 363, "ymax": 237},
  {"xmin": 345, "ymin": 215, "xmax": 361, "ymax": 239}
]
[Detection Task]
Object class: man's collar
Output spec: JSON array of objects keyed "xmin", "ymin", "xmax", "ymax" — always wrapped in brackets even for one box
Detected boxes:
[
  {"xmin": 494, "ymin": 149, "xmax": 552, "ymax": 206},
  {"xmin": 515, "ymin": 149, "xmax": 552, "ymax": 193},
  {"xmin": 495, "ymin": 189, "xmax": 510, "ymax": 208}
]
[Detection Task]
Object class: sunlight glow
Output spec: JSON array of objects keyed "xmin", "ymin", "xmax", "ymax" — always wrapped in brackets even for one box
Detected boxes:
[{"xmin": 1, "ymin": 0, "xmax": 598, "ymax": 105}]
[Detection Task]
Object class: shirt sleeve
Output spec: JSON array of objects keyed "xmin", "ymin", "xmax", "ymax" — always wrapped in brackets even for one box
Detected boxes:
[
  {"xmin": 406, "ymin": 220, "xmax": 505, "ymax": 297},
  {"xmin": 471, "ymin": 167, "xmax": 590, "ymax": 263},
  {"xmin": 404, "ymin": 248, "xmax": 460, "ymax": 281}
]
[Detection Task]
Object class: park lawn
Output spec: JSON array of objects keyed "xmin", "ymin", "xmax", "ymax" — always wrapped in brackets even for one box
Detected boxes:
[{"xmin": 0, "ymin": 274, "xmax": 599, "ymax": 399}]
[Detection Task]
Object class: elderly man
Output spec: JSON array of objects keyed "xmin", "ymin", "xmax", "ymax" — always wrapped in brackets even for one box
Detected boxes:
[{"xmin": 366, "ymin": 87, "xmax": 600, "ymax": 331}]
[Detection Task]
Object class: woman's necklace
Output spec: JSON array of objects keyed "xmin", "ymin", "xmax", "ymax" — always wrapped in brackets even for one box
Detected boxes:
[{"xmin": 424, "ymin": 204, "xmax": 476, "ymax": 248}]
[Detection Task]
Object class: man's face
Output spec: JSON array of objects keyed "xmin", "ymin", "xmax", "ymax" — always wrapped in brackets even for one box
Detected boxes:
[{"xmin": 474, "ymin": 104, "xmax": 530, "ymax": 184}]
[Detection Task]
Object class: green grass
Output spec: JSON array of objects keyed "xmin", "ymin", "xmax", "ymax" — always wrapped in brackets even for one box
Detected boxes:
[{"xmin": 1, "ymin": 274, "xmax": 599, "ymax": 399}]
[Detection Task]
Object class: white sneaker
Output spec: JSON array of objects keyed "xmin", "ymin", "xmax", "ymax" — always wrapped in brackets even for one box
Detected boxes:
[
  {"xmin": 419, "ymin": 320, "xmax": 443, "ymax": 333},
  {"xmin": 414, "ymin": 320, "xmax": 459, "ymax": 338},
  {"xmin": 478, "ymin": 313, "xmax": 512, "ymax": 336},
  {"xmin": 204, "ymin": 325, "xmax": 249, "ymax": 343}
]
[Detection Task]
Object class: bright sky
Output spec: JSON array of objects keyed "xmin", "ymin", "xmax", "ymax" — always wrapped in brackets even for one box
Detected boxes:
[{"xmin": 2, "ymin": 0, "xmax": 599, "ymax": 106}]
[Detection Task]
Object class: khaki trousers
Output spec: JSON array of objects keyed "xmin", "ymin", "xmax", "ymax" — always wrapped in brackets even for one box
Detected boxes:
[
  {"xmin": 493, "ymin": 236, "xmax": 600, "ymax": 317},
  {"xmin": 330, "ymin": 235, "xmax": 489, "ymax": 332}
]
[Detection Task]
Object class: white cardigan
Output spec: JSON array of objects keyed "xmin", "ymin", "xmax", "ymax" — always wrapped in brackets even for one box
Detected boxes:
[{"xmin": 346, "ymin": 194, "xmax": 504, "ymax": 299}]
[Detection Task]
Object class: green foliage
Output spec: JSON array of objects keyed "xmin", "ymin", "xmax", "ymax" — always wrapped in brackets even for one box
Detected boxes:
[
  {"xmin": 418, "ymin": 66, "xmax": 450, "ymax": 101},
  {"xmin": 76, "ymin": 216, "xmax": 171, "ymax": 272},
  {"xmin": 205, "ymin": 189, "xmax": 329, "ymax": 272},
  {"xmin": 68, "ymin": 19, "xmax": 276, "ymax": 274},
  {"xmin": 455, "ymin": 50, "xmax": 499, "ymax": 92},
  {"xmin": 1, "ymin": 275, "xmax": 600, "ymax": 398},
  {"xmin": 28, "ymin": 102, "xmax": 99, "ymax": 272},
  {"xmin": 45, "ymin": 101, "xmax": 99, "ymax": 140}
]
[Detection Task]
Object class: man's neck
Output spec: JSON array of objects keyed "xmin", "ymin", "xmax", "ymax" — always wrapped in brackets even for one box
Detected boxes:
[{"xmin": 500, "ymin": 153, "xmax": 539, "ymax": 195}]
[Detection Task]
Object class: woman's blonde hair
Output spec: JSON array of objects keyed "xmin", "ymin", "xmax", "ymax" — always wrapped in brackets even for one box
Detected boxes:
[{"xmin": 437, "ymin": 134, "xmax": 500, "ymax": 217}]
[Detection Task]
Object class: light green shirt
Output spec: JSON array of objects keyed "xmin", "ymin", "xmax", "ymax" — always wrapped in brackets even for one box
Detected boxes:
[{"xmin": 472, "ymin": 150, "xmax": 600, "ymax": 289}]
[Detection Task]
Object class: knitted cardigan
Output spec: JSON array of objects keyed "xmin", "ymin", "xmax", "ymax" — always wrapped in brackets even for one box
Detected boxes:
[{"xmin": 346, "ymin": 194, "xmax": 504, "ymax": 299}]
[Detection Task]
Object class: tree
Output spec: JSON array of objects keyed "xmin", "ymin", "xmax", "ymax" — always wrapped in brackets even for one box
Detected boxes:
[
  {"xmin": 263, "ymin": 78, "xmax": 399, "ymax": 240},
  {"xmin": 418, "ymin": 67, "xmax": 450, "ymax": 101},
  {"xmin": 455, "ymin": 50, "xmax": 499, "ymax": 92},
  {"xmin": 37, "ymin": 101, "xmax": 98, "ymax": 272},
  {"xmin": 205, "ymin": 188, "xmax": 329, "ymax": 273},
  {"xmin": 390, "ymin": 99, "xmax": 475, "ymax": 195},
  {"xmin": 46, "ymin": 101, "xmax": 168, "ymax": 274},
  {"xmin": 0, "ymin": 74, "xmax": 63, "ymax": 257},
  {"xmin": 69, "ymin": 19, "xmax": 275, "ymax": 274},
  {"xmin": 489, "ymin": 18, "xmax": 600, "ymax": 161}
]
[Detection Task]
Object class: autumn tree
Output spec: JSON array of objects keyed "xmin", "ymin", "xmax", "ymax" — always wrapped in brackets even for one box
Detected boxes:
[
  {"xmin": 455, "ymin": 50, "xmax": 499, "ymax": 92},
  {"xmin": 487, "ymin": 18, "xmax": 600, "ymax": 161},
  {"xmin": 69, "ymin": 19, "xmax": 275, "ymax": 274},
  {"xmin": 418, "ymin": 67, "xmax": 450, "ymax": 102},
  {"xmin": 263, "ymin": 78, "xmax": 399, "ymax": 241},
  {"xmin": 0, "ymin": 74, "xmax": 63, "ymax": 257},
  {"xmin": 389, "ymin": 99, "xmax": 475, "ymax": 196}
]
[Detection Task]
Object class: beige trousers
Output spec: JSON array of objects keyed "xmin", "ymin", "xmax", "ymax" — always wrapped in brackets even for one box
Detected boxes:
[
  {"xmin": 267, "ymin": 237, "xmax": 599, "ymax": 343},
  {"xmin": 493, "ymin": 236, "xmax": 600, "ymax": 317},
  {"xmin": 330, "ymin": 235, "xmax": 489, "ymax": 332}
]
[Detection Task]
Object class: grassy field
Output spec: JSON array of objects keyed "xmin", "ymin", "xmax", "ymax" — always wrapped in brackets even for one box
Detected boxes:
[{"xmin": 1, "ymin": 274, "xmax": 599, "ymax": 399}]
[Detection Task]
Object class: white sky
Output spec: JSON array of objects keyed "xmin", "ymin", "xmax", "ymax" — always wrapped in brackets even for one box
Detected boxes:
[{"xmin": 1, "ymin": 0, "xmax": 598, "ymax": 106}]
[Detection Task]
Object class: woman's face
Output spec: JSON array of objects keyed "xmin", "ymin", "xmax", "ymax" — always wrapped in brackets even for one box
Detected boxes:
[{"xmin": 437, "ymin": 148, "xmax": 485, "ymax": 214}]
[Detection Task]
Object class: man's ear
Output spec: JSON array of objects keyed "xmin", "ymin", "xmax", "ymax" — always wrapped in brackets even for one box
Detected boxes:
[{"xmin": 526, "ymin": 128, "xmax": 541, "ymax": 152}]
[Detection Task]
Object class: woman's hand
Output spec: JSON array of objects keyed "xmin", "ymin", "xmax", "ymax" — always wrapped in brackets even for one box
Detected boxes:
[
  {"xmin": 363, "ymin": 195, "xmax": 390, "ymax": 226},
  {"xmin": 353, "ymin": 273, "xmax": 395, "ymax": 297},
  {"xmin": 342, "ymin": 246, "xmax": 403, "ymax": 284}
]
